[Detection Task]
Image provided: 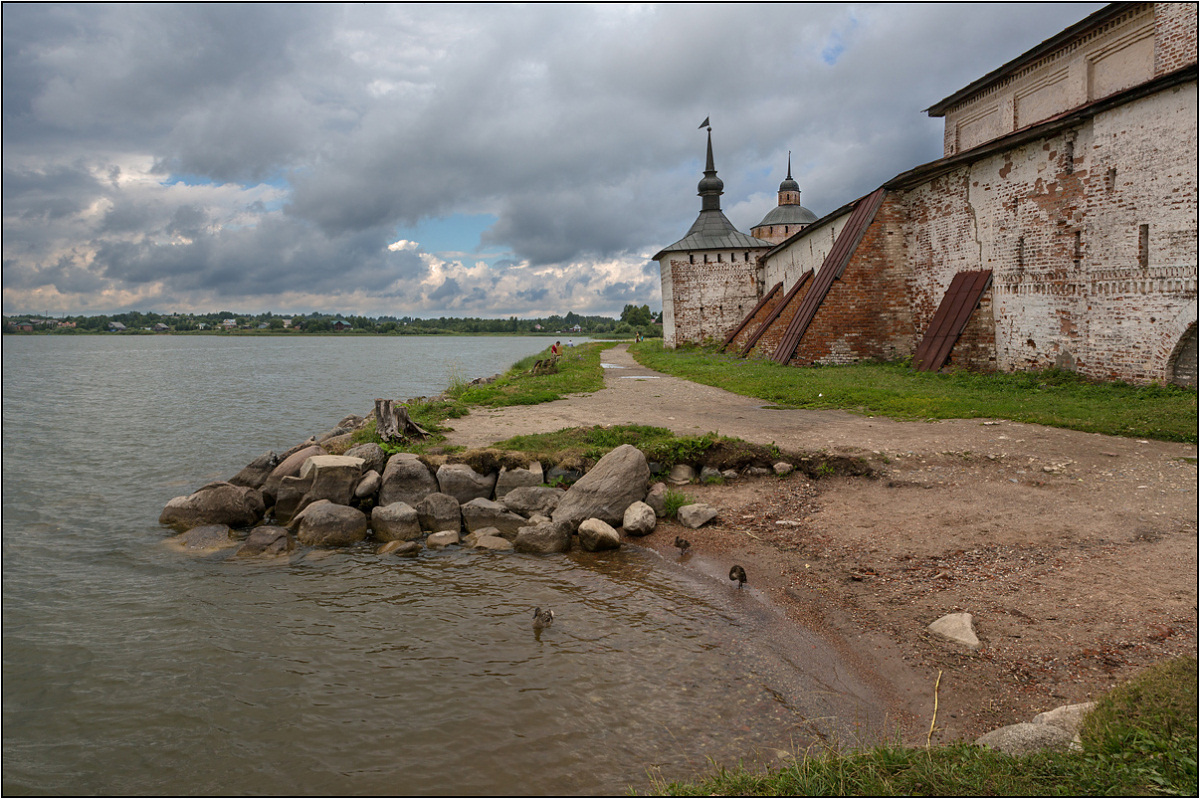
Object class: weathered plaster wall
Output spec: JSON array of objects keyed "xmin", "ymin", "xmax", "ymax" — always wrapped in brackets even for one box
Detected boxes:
[
  {"xmin": 905, "ymin": 80, "xmax": 1197, "ymax": 383},
  {"xmin": 761, "ymin": 212, "xmax": 852, "ymax": 291}
]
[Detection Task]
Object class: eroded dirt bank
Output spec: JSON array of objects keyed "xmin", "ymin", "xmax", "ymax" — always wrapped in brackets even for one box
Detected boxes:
[{"xmin": 444, "ymin": 344, "xmax": 1198, "ymax": 744}]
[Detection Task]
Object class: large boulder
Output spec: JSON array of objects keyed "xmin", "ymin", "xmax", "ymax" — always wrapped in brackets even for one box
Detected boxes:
[
  {"xmin": 160, "ymin": 482, "xmax": 266, "ymax": 531},
  {"xmin": 622, "ymin": 501, "xmax": 657, "ymax": 536},
  {"xmin": 273, "ymin": 474, "xmax": 313, "ymax": 524},
  {"xmin": 426, "ymin": 530, "xmax": 460, "ymax": 550},
  {"xmin": 552, "ymin": 445, "xmax": 650, "ymax": 529},
  {"xmin": 495, "ymin": 462, "xmax": 544, "ymax": 499},
  {"xmin": 371, "ymin": 502, "xmax": 423, "ymax": 542},
  {"xmin": 300, "ymin": 455, "xmax": 364, "ymax": 506},
  {"xmin": 577, "ymin": 518, "xmax": 621, "ymax": 552},
  {"xmin": 262, "ymin": 444, "xmax": 326, "ymax": 504},
  {"xmin": 228, "ymin": 452, "xmax": 279, "ymax": 490},
  {"xmin": 501, "ymin": 486, "xmax": 564, "ymax": 517},
  {"xmin": 344, "ymin": 442, "xmax": 387, "ymax": 474},
  {"xmin": 378, "ymin": 454, "xmax": 438, "ymax": 507},
  {"xmin": 235, "ymin": 525, "xmax": 294, "ymax": 558},
  {"xmin": 513, "ymin": 520, "xmax": 573, "ymax": 554},
  {"xmin": 293, "ymin": 500, "xmax": 368, "ymax": 547},
  {"xmin": 416, "ymin": 493, "xmax": 461, "ymax": 533},
  {"xmin": 461, "ymin": 498, "xmax": 529, "ymax": 539},
  {"xmin": 166, "ymin": 524, "xmax": 238, "ymax": 553},
  {"xmin": 436, "ymin": 463, "xmax": 498, "ymax": 504}
]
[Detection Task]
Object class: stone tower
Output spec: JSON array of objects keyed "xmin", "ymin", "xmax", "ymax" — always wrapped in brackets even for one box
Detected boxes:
[
  {"xmin": 654, "ymin": 127, "xmax": 772, "ymax": 348},
  {"xmin": 750, "ymin": 153, "xmax": 817, "ymax": 245}
]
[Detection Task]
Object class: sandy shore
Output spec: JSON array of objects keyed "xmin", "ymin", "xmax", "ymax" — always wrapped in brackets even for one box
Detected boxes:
[{"xmin": 444, "ymin": 344, "xmax": 1198, "ymax": 745}]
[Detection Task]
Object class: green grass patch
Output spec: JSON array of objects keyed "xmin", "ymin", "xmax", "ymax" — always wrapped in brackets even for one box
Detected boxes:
[
  {"xmin": 629, "ymin": 342, "xmax": 1198, "ymax": 443},
  {"xmin": 648, "ymin": 656, "xmax": 1198, "ymax": 797},
  {"xmin": 662, "ymin": 487, "xmax": 693, "ymax": 517},
  {"xmin": 490, "ymin": 425, "xmax": 752, "ymax": 472}
]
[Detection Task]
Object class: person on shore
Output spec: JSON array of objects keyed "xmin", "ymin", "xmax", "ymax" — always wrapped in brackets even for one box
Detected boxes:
[
  {"xmin": 551, "ymin": 341, "xmax": 560, "ymax": 356},
  {"xmin": 567, "ymin": 339, "xmax": 573, "ymax": 347}
]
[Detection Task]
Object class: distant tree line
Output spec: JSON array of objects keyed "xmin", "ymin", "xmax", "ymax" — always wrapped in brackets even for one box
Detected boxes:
[{"xmin": 3, "ymin": 307, "xmax": 663, "ymax": 337}]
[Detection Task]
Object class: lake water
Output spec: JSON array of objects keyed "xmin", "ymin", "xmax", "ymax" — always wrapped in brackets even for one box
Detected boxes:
[{"xmin": 2, "ymin": 335, "xmax": 880, "ymax": 795}]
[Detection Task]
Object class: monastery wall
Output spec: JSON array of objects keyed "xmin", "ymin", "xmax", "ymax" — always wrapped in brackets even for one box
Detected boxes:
[
  {"xmin": 904, "ymin": 80, "xmax": 1197, "ymax": 382},
  {"xmin": 1154, "ymin": 3, "xmax": 1199, "ymax": 75},
  {"xmin": 761, "ymin": 212, "xmax": 852, "ymax": 291}
]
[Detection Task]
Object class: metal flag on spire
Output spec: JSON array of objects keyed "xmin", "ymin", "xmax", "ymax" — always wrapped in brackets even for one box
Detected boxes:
[{"xmin": 698, "ymin": 116, "xmax": 710, "ymax": 130}]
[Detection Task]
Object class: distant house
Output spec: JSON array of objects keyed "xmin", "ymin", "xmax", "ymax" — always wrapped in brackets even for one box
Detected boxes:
[
  {"xmin": 197, "ymin": 323, "xmax": 208, "ymax": 330},
  {"xmin": 570, "ymin": 324, "xmax": 582, "ymax": 333},
  {"xmin": 332, "ymin": 319, "xmax": 351, "ymax": 331},
  {"xmin": 258, "ymin": 322, "xmax": 270, "ymax": 329},
  {"xmin": 16, "ymin": 320, "xmax": 33, "ymax": 332},
  {"xmin": 533, "ymin": 323, "xmax": 543, "ymax": 331},
  {"xmin": 108, "ymin": 322, "xmax": 126, "ymax": 332},
  {"xmin": 153, "ymin": 323, "xmax": 170, "ymax": 333},
  {"xmin": 221, "ymin": 319, "xmax": 237, "ymax": 329},
  {"xmin": 281, "ymin": 318, "xmax": 293, "ymax": 328}
]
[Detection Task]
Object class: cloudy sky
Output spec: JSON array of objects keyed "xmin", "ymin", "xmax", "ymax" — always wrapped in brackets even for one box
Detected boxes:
[{"xmin": 3, "ymin": 3, "xmax": 1103, "ymax": 318}]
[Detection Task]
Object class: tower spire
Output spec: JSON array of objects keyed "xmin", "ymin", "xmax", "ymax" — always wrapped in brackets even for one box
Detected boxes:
[{"xmin": 697, "ymin": 125, "xmax": 724, "ymax": 211}]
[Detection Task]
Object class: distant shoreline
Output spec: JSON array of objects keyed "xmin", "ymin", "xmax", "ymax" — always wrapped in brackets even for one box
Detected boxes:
[{"xmin": 2, "ymin": 329, "xmax": 634, "ymax": 339}]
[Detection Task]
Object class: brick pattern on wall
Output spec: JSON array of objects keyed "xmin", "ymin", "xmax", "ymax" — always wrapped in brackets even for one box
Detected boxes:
[
  {"xmin": 1155, "ymin": 2, "xmax": 1199, "ymax": 74},
  {"xmin": 725, "ymin": 286, "xmax": 783, "ymax": 354},
  {"xmin": 788, "ymin": 194, "xmax": 915, "ymax": 366},
  {"xmin": 668, "ymin": 258, "xmax": 760, "ymax": 346},
  {"xmin": 748, "ymin": 279, "xmax": 813, "ymax": 359}
]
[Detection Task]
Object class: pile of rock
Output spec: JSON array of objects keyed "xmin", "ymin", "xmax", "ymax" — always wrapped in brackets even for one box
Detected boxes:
[{"xmin": 160, "ymin": 437, "xmax": 667, "ymax": 560}]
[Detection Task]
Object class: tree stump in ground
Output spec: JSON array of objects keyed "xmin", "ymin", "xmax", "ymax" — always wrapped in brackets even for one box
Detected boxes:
[
  {"xmin": 374, "ymin": 398, "xmax": 429, "ymax": 442},
  {"xmin": 531, "ymin": 355, "xmax": 559, "ymax": 376}
]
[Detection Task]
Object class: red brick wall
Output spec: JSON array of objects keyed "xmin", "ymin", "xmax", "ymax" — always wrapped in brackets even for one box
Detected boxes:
[
  {"xmin": 788, "ymin": 194, "xmax": 915, "ymax": 365},
  {"xmin": 725, "ymin": 289, "xmax": 782, "ymax": 354}
]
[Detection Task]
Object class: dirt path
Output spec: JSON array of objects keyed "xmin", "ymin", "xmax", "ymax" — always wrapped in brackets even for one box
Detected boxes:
[{"xmin": 445, "ymin": 343, "xmax": 1199, "ymax": 745}]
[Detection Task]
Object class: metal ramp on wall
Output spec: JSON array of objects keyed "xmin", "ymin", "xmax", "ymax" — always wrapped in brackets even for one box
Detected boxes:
[{"xmin": 913, "ymin": 269, "xmax": 993, "ymax": 372}]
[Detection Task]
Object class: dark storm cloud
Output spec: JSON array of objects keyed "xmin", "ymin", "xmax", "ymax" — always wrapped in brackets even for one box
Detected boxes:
[{"xmin": 2, "ymin": 3, "xmax": 1105, "ymax": 315}]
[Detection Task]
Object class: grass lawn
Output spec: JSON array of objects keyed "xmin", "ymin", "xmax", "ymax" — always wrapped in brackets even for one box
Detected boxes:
[
  {"xmin": 629, "ymin": 341, "xmax": 1198, "ymax": 444},
  {"xmin": 649, "ymin": 657, "xmax": 1197, "ymax": 796}
]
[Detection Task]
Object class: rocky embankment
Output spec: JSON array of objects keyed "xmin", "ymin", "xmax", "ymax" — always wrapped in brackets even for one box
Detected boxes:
[{"xmin": 159, "ymin": 413, "xmax": 728, "ymax": 560}]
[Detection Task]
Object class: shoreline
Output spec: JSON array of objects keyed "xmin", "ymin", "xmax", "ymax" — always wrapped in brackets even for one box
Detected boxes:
[{"xmin": 441, "ymin": 343, "xmax": 1199, "ymax": 747}]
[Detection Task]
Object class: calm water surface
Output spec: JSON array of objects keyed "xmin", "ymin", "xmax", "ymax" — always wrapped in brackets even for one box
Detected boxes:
[{"xmin": 2, "ymin": 335, "xmax": 878, "ymax": 795}]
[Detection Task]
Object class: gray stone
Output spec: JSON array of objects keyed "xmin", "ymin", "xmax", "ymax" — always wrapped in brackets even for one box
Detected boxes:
[
  {"xmin": 261, "ymin": 444, "xmax": 326, "ymax": 504},
  {"xmin": 436, "ymin": 463, "xmax": 498, "ymax": 504},
  {"xmin": 461, "ymin": 497, "xmax": 529, "ymax": 539},
  {"xmin": 668, "ymin": 464, "xmax": 696, "ymax": 485},
  {"xmin": 292, "ymin": 500, "xmax": 368, "ymax": 547},
  {"xmin": 278, "ymin": 437, "xmax": 319, "ymax": 462},
  {"xmin": 229, "ymin": 452, "xmax": 279, "ymax": 490},
  {"xmin": 745, "ymin": 466, "xmax": 773, "ymax": 477},
  {"xmin": 354, "ymin": 470, "xmax": 382, "ymax": 499},
  {"xmin": 677, "ymin": 503, "xmax": 718, "ymax": 528},
  {"xmin": 773, "ymin": 461, "xmax": 794, "ymax": 476},
  {"xmin": 338, "ymin": 414, "xmax": 366, "ymax": 430},
  {"xmin": 426, "ymin": 530, "xmax": 460, "ymax": 549},
  {"xmin": 371, "ymin": 502, "xmax": 423, "ymax": 542},
  {"xmin": 416, "ymin": 492, "xmax": 461, "ymax": 533},
  {"xmin": 273, "ymin": 474, "xmax": 313, "ymax": 524},
  {"xmin": 928, "ymin": 612, "xmax": 981, "ymax": 650},
  {"xmin": 552, "ymin": 445, "xmax": 650, "ymax": 530},
  {"xmin": 622, "ymin": 501, "xmax": 657, "ymax": 536},
  {"xmin": 344, "ymin": 442, "xmax": 387, "ymax": 474},
  {"xmin": 378, "ymin": 454, "xmax": 438, "ymax": 507},
  {"xmin": 577, "ymin": 518, "xmax": 621, "ymax": 552},
  {"xmin": 167, "ymin": 524, "xmax": 237, "ymax": 552},
  {"xmin": 236, "ymin": 525, "xmax": 294, "ymax": 557},
  {"xmin": 300, "ymin": 455, "xmax": 364, "ymax": 506},
  {"xmin": 501, "ymin": 486, "xmax": 563, "ymax": 517},
  {"xmin": 495, "ymin": 462, "xmax": 544, "ymax": 498},
  {"xmin": 461, "ymin": 527, "xmax": 501, "ymax": 547},
  {"xmin": 976, "ymin": 722, "xmax": 1075, "ymax": 756},
  {"xmin": 378, "ymin": 539, "xmax": 421, "ymax": 557},
  {"xmin": 472, "ymin": 535, "xmax": 514, "ymax": 551},
  {"xmin": 160, "ymin": 482, "xmax": 266, "ymax": 531},
  {"xmin": 700, "ymin": 466, "xmax": 722, "ymax": 481},
  {"xmin": 721, "ymin": 469, "xmax": 739, "ymax": 480},
  {"xmin": 1032, "ymin": 702, "xmax": 1095, "ymax": 736},
  {"xmin": 513, "ymin": 520, "xmax": 573, "ymax": 554},
  {"xmin": 644, "ymin": 482, "xmax": 668, "ymax": 517}
]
